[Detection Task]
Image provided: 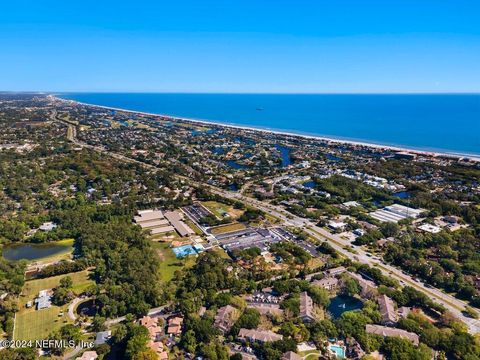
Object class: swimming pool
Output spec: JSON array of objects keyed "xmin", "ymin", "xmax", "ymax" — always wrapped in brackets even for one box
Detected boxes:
[
  {"xmin": 329, "ymin": 344, "xmax": 346, "ymax": 358},
  {"xmin": 172, "ymin": 244, "xmax": 205, "ymax": 258},
  {"xmin": 172, "ymin": 245, "xmax": 197, "ymax": 258}
]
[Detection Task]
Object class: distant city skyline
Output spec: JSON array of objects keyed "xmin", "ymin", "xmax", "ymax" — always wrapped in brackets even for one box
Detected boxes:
[{"xmin": 1, "ymin": 1, "xmax": 479, "ymax": 93}]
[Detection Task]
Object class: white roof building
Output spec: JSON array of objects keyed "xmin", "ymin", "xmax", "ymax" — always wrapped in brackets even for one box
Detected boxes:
[{"xmin": 418, "ymin": 223, "xmax": 442, "ymax": 234}]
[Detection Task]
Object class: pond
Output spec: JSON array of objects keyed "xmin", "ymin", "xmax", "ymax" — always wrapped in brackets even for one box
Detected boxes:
[
  {"xmin": 212, "ymin": 146, "xmax": 226, "ymax": 155},
  {"xmin": 2, "ymin": 241, "xmax": 73, "ymax": 262},
  {"xmin": 327, "ymin": 295, "xmax": 363, "ymax": 318},
  {"xmin": 274, "ymin": 144, "xmax": 291, "ymax": 167},
  {"xmin": 191, "ymin": 128, "xmax": 216, "ymax": 136},
  {"xmin": 225, "ymin": 160, "xmax": 249, "ymax": 170},
  {"xmin": 326, "ymin": 154, "xmax": 344, "ymax": 162},
  {"xmin": 393, "ymin": 191, "xmax": 411, "ymax": 199},
  {"xmin": 76, "ymin": 299, "xmax": 98, "ymax": 317}
]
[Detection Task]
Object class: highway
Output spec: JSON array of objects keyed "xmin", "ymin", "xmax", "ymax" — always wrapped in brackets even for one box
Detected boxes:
[{"xmin": 54, "ymin": 112, "xmax": 480, "ymax": 334}]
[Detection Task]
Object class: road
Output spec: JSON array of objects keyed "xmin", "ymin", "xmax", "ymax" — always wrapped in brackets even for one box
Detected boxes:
[
  {"xmin": 213, "ymin": 190, "xmax": 480, "ymax": 334},
  {"xmin": 105, "ymin": 305, "xmax": 168, "ymax": 326},
  {"xmin": 54, "ymin": 111, "xmax": 480, "ymax": 334}
]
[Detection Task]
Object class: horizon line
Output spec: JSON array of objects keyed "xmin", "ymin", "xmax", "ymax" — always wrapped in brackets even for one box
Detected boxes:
[{"xmin": 2, "ymin": 90, "xmax": 480, "ymax": 95}]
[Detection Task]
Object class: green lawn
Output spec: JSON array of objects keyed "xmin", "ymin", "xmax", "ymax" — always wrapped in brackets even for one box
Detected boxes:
[
  {"xmin": 210, "ymin": 222, "xmax": 246, "ymax": 235},
  {"xmin": 202, "ymin": 201, "xmax": 244, "ymax": 219},
  {"xmin": 151, "ymin": 241, "xmax": 196, "ymax": 282},
  {"xmin": 14, "ymin": 306, "xmax": 69, "ymax": 341},
  {"xmin": 209, "ymin": 248, "xmax": 231, "ymax": 260},
  {"xmin": 14, "ymin": 270, "xmax": 93, "ymax": 341}
]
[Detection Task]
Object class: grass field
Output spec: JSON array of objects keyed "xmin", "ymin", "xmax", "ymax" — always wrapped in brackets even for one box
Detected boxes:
[
  {"xmin": 151, "ymin": 241, "xmax": 196, "ymax": 282},
  {"xmin": 210, "ymin": 222, "xmax": 246, "ymax": 235},
  {"xmin": 14, "ymin": 270, "xmax": 93, "ymax": 340},
  {"xmin": 202, "ymin": 201, "xmax": 244, "ymax": 219},
  {"xmin": 209, "ymin": 248, "xmax": 231, "ymax": 260}
]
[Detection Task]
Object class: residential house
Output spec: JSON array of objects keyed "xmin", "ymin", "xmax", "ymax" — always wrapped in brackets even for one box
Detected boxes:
[
  {"xmin": 299, "ymin": 291, "xmax": 316, "ymax": 322},
  {"xmin": 35, "ymin": 289, "xmax": 52, "ymax": 310},
  {"xmin": 139, "ymin": 315, "xmax": 168, "ymax": 359},
  {"xmin": 377, "ymin": 295, "xmax": 398, "ymax": 326},
  {"xmin": 214, "ymin": 305, "xmax": 238, "ymax": 334},
  {"xmin": 366, "ymin": 324, "xmax": 419, "ymax": 346},
  {"xmin": 312, "ymin": 277, "xmax": 339, "ymax": 291},
  {"xmin": 76, "ymin": 351, "xmax": 98, "ymax": 360},
  {"xmin": 167, "ymin": 316, "xmax": 183, "ymax": 336},
  {"xmin": 326, "ymin": 266, "xmax": 346, "ymax": 276},
  {"xmin": 346, "ymin": 337, "xmax": 365, "ymax": 359},
  {"xmin": 348, "ymin": 272, "xmax": 377, "ymax": 299},
  {"xmin": 281, "ymin": 351, "xmax": 302, "ymax": 360},
  {"xmin": 94, "ymin": 330, "xmax": 111, "ymax": 346},
  {"xmin": 238, "ymin": 329, "xmax": 283, "ymax": 344}
]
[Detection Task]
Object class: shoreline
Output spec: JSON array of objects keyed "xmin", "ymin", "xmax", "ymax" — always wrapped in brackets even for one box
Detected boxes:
[{"xmin": 53, "ymin": 95, "xmax": 480, "ymax": 162}]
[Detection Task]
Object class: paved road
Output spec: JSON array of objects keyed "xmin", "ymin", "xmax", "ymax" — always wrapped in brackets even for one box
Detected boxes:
[
  {"xmin": 213, "ymin": 190, "xmax": 480, "ymax": 334},
  {"xmin": 105, "ymin": 305, "xmax": 167, "ymax": 327},
  {"xmin": 67, "ymin": 297, "xmax": 85, "ymax": 321},
  {"xmin": 54, "ymin": 110, "xmax": 480, "ymax": 334}
]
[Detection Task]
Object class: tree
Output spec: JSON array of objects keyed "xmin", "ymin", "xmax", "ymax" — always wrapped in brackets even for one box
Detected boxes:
[
  {"xmin": 380, "ymin": 222, "xmax": 400, "ymax": 238},
  {"xmin": 132, "ymin": 349, "xmax": 159, "ymax": 360},
  {"xmin": 231, "ymin": 308, "xmax": 260, "ymax": 334},
  {"xmin": 308, "ymin": 286, "xmax": 330, "ymax": 307},
  {"xmin": 60, "ymin": 276, "xmax": 73, "ymax": 289},
  {"xmin": 125, "ymin": 325, "xmax": 150, "ymax": 359},
  {"xmin": 181, "ymin": 329, "xmax": 197, "ymax": 353},
  {"xmin": 381, "ymin": 337, "xmax": 432, "ymax": 360},
  {"xmin": 341, "ymin": 277, "xmax": 360, "ymax": 296},
  {"xmin": 0, "ymin": 348, "xmax": 36, "ymax": 360},
  {"xmin": 92, "ymin": 315, "xmax": 106, "ymax": 332}
]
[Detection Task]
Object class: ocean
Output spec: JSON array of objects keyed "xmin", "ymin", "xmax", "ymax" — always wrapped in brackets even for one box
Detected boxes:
[{"xmin": 59, "ymin": 93, "xmax": 480, "ymax": 156}]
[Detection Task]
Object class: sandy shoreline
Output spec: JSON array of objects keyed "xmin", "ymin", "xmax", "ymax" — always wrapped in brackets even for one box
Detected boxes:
[{"xmin": 54, "ymin": 96, "xmax": 480, "ymax": 162}]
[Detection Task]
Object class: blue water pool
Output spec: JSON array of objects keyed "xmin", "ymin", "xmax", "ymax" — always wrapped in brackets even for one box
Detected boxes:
[
  {"xmin": 329, "ymin": 344, "xmax": 345, "ymax": 358},
  {"xmin": 172, "ymin": 244, "xmax": 204, "ymax": 258}
]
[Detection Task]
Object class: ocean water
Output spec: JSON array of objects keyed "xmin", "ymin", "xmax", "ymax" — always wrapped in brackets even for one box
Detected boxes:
[{"xmin": 60, "ymin": 93, "xmax": 480, "ymax": 156}]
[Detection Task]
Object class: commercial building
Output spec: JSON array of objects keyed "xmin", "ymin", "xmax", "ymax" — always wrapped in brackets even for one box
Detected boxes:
[
  {"xmin": 370, "ymin": 204, "xmax": 424, "ymax": 223},
  {"xmin": 134, "ymin": 209, "xmax": 194, "ymax": 237},
  {"xmin": 219, "ymin": 227, "xmax": 282, "ymax": 253},
  {"xmin": 418, "ymin": 223, "xmax": 442, "ymax": 234}
]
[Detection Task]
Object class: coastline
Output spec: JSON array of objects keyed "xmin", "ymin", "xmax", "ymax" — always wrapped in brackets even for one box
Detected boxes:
[{"xmin": 54, "ymin": 95, "xmax": 480, "ymax": 162}]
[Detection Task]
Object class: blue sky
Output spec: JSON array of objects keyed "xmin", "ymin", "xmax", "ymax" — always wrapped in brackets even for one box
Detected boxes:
[{"xmin": 1, "ymin": 0, "xmax": 479, "ymax": 93}]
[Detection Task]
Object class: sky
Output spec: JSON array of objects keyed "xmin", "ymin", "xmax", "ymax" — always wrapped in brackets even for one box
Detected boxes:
[{"xmin": 1, "ymin": 0, "xmax": 479, "ymax": 93}]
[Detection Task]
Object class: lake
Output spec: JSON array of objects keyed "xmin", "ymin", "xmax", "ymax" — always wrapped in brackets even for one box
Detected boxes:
[
  {"xmin": 327, "ymin": 295, "xmax": 364, "ymax": 318},
  {"xmin": 2, "ymin": 242, "xmax": 73, "ymax": 261}
]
